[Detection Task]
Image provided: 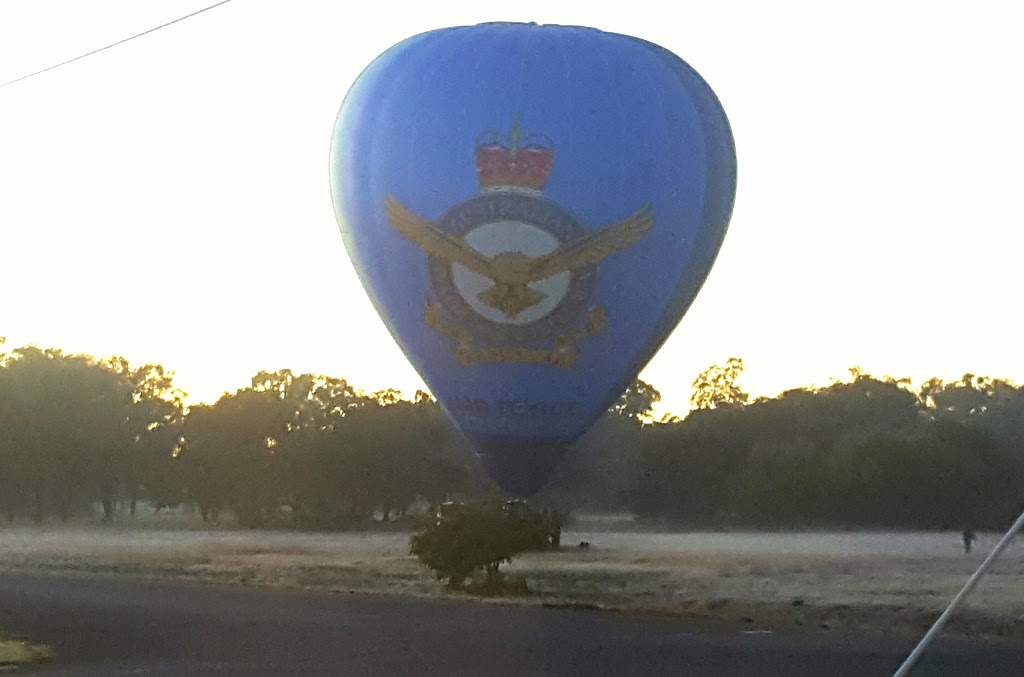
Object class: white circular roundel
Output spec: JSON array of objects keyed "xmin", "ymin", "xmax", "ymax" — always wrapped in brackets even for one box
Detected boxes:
[{"xmin": 451, "ymin": 220, "xmax": 570, "ymax": 325}]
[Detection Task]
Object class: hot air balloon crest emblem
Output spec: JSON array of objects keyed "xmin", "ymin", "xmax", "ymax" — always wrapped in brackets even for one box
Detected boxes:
[{"xmin": 385, "ymin": 120, "xmax": 653, "ymax": 369}]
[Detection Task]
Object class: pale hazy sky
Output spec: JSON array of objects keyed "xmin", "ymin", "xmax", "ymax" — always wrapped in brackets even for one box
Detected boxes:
[{"xmin": 1, "ymin": 1, "xmax": 1021, "ymax": 416}]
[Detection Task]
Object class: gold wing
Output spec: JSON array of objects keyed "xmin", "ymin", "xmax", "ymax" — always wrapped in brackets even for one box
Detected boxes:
[
  {"xmin": 520, "ymin": 205, "xmax": 654, "ymax": 282},
  {"xmin": 384, "ymin": 196, "xmax": 497, "ymax": 279}
]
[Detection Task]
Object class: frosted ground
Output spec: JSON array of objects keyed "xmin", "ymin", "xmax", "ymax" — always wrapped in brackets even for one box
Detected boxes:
[{"xmin": 1, "ymin": 515, "xmax": 1022, "ymax": 643}]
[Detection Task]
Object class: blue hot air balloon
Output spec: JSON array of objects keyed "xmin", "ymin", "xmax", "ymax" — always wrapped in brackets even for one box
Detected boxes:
[{"xmin": 330, "ymin": 22, "xmax": 736, "ymax": 496}]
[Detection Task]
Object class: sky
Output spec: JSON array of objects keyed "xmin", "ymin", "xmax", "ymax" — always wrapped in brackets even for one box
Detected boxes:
[{"xmin": 1, "ymin": 1, "xmax": 1021, "ymax": 417}]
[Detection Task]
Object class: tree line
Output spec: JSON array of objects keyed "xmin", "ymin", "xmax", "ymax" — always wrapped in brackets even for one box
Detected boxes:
[
  {"xmin": 0, "ymin": 341, "xmax": 1021, "ymax": 530},
  {"xmin": 616, "ymin": 361, "xmax": 1024, "ymax": 530},
  {"xmin": 0, "ymin": 344, "xmax": 485, "ymax": 527}
]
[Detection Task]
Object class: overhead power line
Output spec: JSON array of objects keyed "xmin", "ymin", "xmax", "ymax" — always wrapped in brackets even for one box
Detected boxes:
[{"xmin": 0, "ymin": 0, "xmax": 234, "ymax": 89}]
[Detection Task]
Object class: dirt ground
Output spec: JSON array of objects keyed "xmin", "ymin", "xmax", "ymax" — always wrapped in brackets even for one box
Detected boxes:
[{"xmin": 1, "ymin": 518, "xmax": 1022, "ymax": 645}]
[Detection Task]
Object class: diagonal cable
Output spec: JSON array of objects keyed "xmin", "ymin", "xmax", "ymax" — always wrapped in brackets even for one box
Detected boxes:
[{"xmin": 0, "ymin": 0, "xmax": 234, "ymax": 89}]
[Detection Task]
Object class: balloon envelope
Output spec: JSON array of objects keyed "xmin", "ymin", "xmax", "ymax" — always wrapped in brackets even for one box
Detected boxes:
[{"xmin": 330, "ymin": 22, "xmax": 736, "ymax": 496}]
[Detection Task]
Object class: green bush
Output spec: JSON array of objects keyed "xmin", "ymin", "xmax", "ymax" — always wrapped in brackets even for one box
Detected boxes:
[{"xmin": 409, "ymin": 495, "xmax": 562, "ymax": 592}]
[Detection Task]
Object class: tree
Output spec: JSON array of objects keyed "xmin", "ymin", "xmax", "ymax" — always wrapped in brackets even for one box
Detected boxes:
[
  {"xmin": 631, "ymin": 404, "xmax": 752, "ymax": 524},
  {"xmin": 104, "ymin": 358, "xmax": 187, "ymax": 516},
  {"xmin": 409, "ymin": 496, "xmax": 558, "ymax": 592},
  {"xmin": 689, "ymin": 357, "xmax": 748, "ymax": 410},
  {"xmin": 610, "ymin": 378, "xmax": 661, "ymax": 423},
  {"xmin": 324, "ymin": 396, "xmax": 473, "ymax": 523},
  {"xmin": 800, "ymin": 370, "xmax": 923, "ymax": 448},
  {"xmin": 179, "ymin": 388, "xmax": 288, "ymax": 527},
  {"xmin": 920, "ymin": 373, "xmax": 1021, "ymax": 434},
  {"xmin": 0, "ymin": 347, "xmax": 133, "ymax": 522},
  {"xmin": 177, "ymin": 372, "xmax": 477, "ymax": 529},
  {"xmin": 546, "ymin": 412, "xmax": 645, "ymax": 510}
]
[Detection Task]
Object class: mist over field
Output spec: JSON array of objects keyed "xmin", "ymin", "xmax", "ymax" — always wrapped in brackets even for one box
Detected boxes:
[{"xmin": 2, "ymin": 510, "xmax": 1022, "ymax": 644}]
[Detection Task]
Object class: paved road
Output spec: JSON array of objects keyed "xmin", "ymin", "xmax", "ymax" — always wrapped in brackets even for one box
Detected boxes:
[{"xmin": 0, "ymin": 573, "xmax": 1021, "ymax": 675}]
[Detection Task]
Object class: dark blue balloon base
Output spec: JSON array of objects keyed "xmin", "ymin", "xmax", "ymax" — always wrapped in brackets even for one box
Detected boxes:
[{"xmin": 472, "ymin": 435, "xmax": 573, "ymax": 497}]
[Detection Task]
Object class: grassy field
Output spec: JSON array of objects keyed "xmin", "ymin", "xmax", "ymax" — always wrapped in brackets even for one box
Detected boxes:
[
  {"xmin": 0, "ymin": 636, "xmax": 52, "ymax": 669},
  {"xmin": 1, "ymin": 516, "xmax": 1022, "ymax": 644}
]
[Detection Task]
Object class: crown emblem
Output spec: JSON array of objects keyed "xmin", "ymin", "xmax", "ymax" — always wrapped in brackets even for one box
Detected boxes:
[{"xmin": 475, "ymin": 119, "xmax": 554, "ymax": 193}]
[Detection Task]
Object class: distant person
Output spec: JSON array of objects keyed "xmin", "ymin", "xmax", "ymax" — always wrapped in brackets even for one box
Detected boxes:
[{"xmin": 962, "ymin": 527, "xmax": 977, "ymax": 554}]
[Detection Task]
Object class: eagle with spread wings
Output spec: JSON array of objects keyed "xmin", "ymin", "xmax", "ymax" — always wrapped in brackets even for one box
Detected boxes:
[{"xmin": 385, "ymin": 195, "xmax": 653, "ymax": 319}]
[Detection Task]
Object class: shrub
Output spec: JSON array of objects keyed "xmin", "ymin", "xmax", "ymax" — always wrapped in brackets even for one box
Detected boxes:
[{"xmin": 409, "ymin": 495, "xmax": 562, "ymax": 592}]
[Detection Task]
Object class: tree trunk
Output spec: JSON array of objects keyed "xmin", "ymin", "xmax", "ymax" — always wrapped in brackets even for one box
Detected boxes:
[
  {"xmin": 33, "ymin": 484, "xmax": 44, "ymax": 524},
  {"xmin": 101, "ymin": 497, "xmax": 114, "ymax": 523}
]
